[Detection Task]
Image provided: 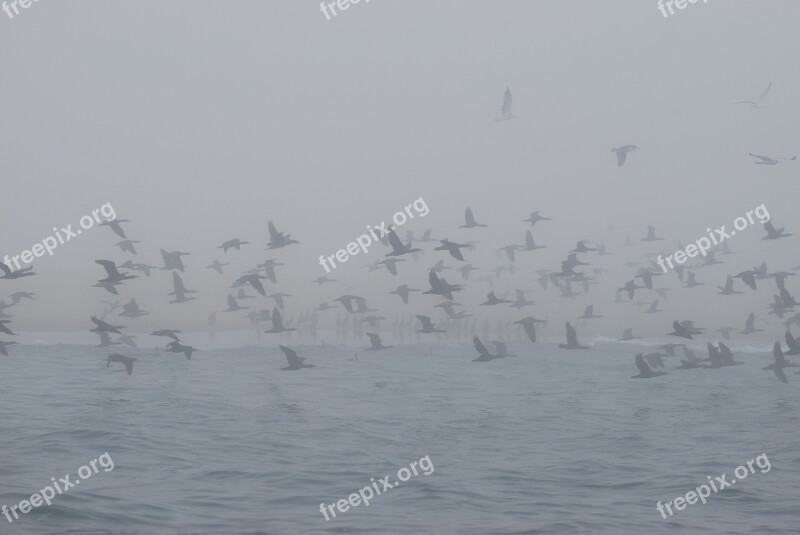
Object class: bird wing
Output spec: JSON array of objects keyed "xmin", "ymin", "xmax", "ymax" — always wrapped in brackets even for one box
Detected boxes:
[
  {"xmin": 473, "ymin": 336, "xmax": 491, "ymax": 357},
  {"xmin": 96, "ymin": 260, "xmax": 121, "ymax": 278},
  {"xmin": 758, "ymin": 83, "xmax": 772, "ymax": 103},
  {"xmin": 464, "ymin": 207, "xmax": 476, "ymax": 226},
  {"xmin": 565, "ymin": 322, "xmax": 578, "ymax": 345}
]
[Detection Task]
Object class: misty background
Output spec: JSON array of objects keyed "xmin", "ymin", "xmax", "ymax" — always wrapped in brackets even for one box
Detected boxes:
[{"xmin": 2, "ymin": 0, "xmax": 798, "ymax": 337}]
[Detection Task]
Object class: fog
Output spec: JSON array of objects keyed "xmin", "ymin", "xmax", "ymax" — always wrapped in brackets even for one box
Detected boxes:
[{"xmin": 2, "ymin": 0, "xmax": 799, "ymax": 337}]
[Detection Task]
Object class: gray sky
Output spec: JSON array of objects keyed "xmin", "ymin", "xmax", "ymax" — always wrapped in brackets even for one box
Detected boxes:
[{"xmin": 2, "ymin": 1, "xmax": 799, "ymax": 337}]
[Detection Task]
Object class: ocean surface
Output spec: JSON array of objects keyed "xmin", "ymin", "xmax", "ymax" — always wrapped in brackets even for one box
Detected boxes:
[{"xmin": 1, "ymin": 332, "xmax": 799, "ymax": 534}]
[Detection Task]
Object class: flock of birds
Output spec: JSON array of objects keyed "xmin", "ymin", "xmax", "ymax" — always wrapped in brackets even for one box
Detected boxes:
[{"xmin": 1, "ymin": 85, "xmax": 797, "ymax": 385}]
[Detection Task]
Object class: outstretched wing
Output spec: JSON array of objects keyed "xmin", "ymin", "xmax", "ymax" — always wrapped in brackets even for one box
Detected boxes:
[{"xmin": 473, "ymin": 336, "xmax": 491, "ymax": 357}]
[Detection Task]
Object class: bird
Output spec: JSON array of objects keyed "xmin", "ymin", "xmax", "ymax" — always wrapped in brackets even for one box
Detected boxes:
[
  {"xmin": 668, "ymin": 321, "xmax": 693, "ymax": 339},
  {"xmin": 267, "ymin": 221, "xmax": 299, "ymax": 249},
  {"xmin": 236, "ymin": 273, "xmax": 267, "ymax": 296},
  {"xmin": 219, "ymin": 239, "xmax": 250, "ymax": 253},
  {"xmin": 279, "ymin": 345, "xmax": 315, "ymax": 370},
  {"xmin": 521, "ymin": 230, "xmax": 546, "ymax": 251},
  {"xmin": 0, "ymin": 263, "xmax": 35, "ymax": 280},
  {"xmin": 619, "ymin": 328, "xmax": 640, "ymax": 341},
  {"xmin": 435, "ymin": 239, "xmax": 469, "ymax": 261},
  {"xmin": 9, "ymin": 291, "xmax": 35, "ymax": 303},
  {"xmin": 559, "ymin": 322, "xmax": 588, "ymax": 349},
  {"xmin": 119, "ymin": 298, "xmax": 149, "ymax": 319},
  {"xmin": 631, "ymin": 353, "xmax": 667, "ymax": 378},
  {"xmin": 763, "ymin": 221, "xmax": 792, "ymax": 240},
  {"xmin": 472, "ymin": 336, "xmax": 501, "ymax": 361},
  {"xmin": 511, "ymin": 290, "xmax": 534, "ymax": 309},
  {"xmin": 165, "ymin": 340, "xmax": 196, "ymax": 360},
  {"xmin": 496, "ymin": 87, "xmax": 514, "ymax": 122},
  {"xmin": 90, "ymin": 316, "xmax": 124, "ymax": 334},
  {"xmin": 578, "ymin": 305, "xmax": 602, "ymax": 320},
  {"xmin": 169, "ymin": 272, "xmax": 197, "ymax": 304},
  {"xmin": 114, "ymin": 240, "xmax": 139, "ymax": 255},
  {"xmin": 389, "ymin": 284, "xmax": 419, "ymax": 305},
  {"xmin": 460, "ymin": 207, "xmax": 487, "ymax": 228},
  {"xmin": 416, "ymin": 315, "xmax": 444, "ymax": 334},
  {"xmin": 385, "ymin": 227, "xmax": 421, "ymax": 257},
  {"xmin": 366, "ymin": 333, "xmax": 392, "ymax": 351},
  {"xmin": 207, "ymin": 260, "xmax": 230, "ymax": 274},
  {"xmin": 514, "ymin": 317, "xmax": 543, "ymax": 343},
  {"xmin": 718, "ymin": 275, "xmax": 743, "ymax": 295},
  {"xmin": 481, "ymin": 291, "xmax": 511, "ymax": 306},
  {"xmin": 106, "ymin": 353, "xmax": 136, "ymax": 374},
  {"xmin": 159, "ymin": 249, "xmax": 191, "ymax": 272},
  {"xmin": 642, "ymin": 225, "xmax": 663, "ymax": 242},
  {"xmin": 739, "ymin": 312, "xmax": 763, "ymax": 335},
  {"xmin": 748, "ymin": 153, "xmax": 796, "ymax": 165},
  {"xmin": 733, "ymin": 83, "xmax": 771, "ymax": 108},
  {"xmin": 423, "ymin": 270, "xmax": 462, "ymax": 300},
  {"xmin": 99, "ymin": 219, "xmax": 129, "ymax": 239},
  {"xmin": 523, "ymin": 211, "xmax": 551, "ymax": 227},
  {"xmin": 0, "ymin": 340, "xmax": 16, "ymax": 356},
  {"xmin": 151, "ymin": 329, "xmax": 181, "ymax": 341},
  {"xmin": 225, "ymin": 294, "xmax": 248, "ymax": 312},
  {"xmin": 611, "ymin": 145, "xmax": 638, "ymax": 167},
  {"xmin": 264, "ymin": 307, "xmax": 295, "ymax": 333}
]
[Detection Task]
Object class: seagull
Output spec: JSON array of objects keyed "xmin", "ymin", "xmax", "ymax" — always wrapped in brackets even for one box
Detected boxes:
[
  {"xmin": 733, "ymin": 83, "xmax": 771, "ymax": 109},
  {"xmin": 611, "ymin": 145, "xmax": 638, "ymax": 167},
  {"xmin": 631, "ymin": 353, "xmax": 667, "ymax": 378},
  {"xmin": 495, "ymin": 87, "xmax": 514, "ymax": 122},
  {"xmin": 460, "ymin": 207, "xmax": 487, "ymax": 228},
  {"xmin": 106, "ymin": 353, "xmax": 136, "ymax": 375},
  {"xmin": 219, "ymin": 239, "xmax": 250, "ymax": 253},
  {"xmin": 559, "ymin": 322, "xmax": 589, "ymax": 349},
  {"xmin": 279, "ymin": 345, "xmax": 315, "ymax": 370}
]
